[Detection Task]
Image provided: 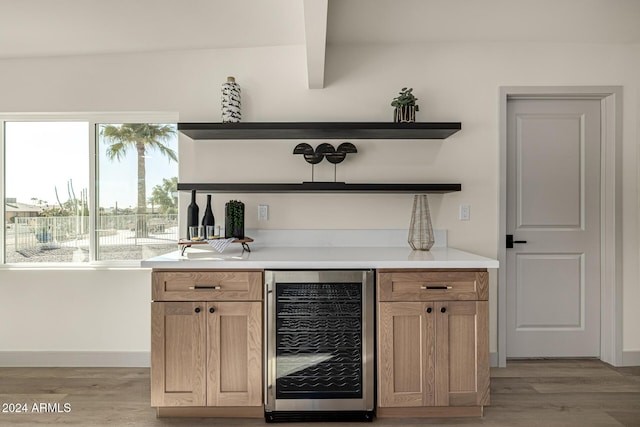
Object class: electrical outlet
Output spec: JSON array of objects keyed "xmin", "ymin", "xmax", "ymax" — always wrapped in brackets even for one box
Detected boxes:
[
  {"xmin": 258, "ymin": 204, "xmax": 269, "ymax": 221},
  {"xmin": 459, "ymin": 204, "xmax": 470, "ymax": 221}
]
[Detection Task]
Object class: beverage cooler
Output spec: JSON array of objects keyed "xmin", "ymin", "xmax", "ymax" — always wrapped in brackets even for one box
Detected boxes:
[{"xmin": 264, "ymin": 270, "xmax": 375, "ymax": 422}]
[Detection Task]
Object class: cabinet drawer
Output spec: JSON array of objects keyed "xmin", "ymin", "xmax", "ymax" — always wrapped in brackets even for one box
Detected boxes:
[
  {"xmin": 377, "ymin": 269, "xmax": 488, "ymax": 301},
  {"xmin": 152, "ymin": 270, "xmax": 263, "ymax": 301}
]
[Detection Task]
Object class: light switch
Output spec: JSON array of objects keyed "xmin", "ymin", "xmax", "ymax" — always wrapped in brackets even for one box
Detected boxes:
[
  {"xmin": 459, "ymin": 204, "xmax": 470, "ymax": 221},
  {"xmin": 258, "ymin": 204, "xmax": 269, "ymax": 221}
]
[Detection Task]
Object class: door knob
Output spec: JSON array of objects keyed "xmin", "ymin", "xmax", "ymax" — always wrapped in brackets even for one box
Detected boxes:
[
  {"xmin": 426, "ymin": 307, "xmax": 432, "ymax": 313},
  {"xmin": 441, "ymin": 307, "xmax": 447, "ymax": 313},
  {"xmin": 194, "ymin": 307, "xmax": 201, "ymax": 313},
  {"xmin": 209, "ymin": 307, "xmax": 215, "ymax": 314},
  {"xmin": 506, "ymin": 234, "xmax": 528, "ymax": 249}
]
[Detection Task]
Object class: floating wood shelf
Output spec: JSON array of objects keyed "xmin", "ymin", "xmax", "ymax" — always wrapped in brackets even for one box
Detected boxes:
[
  {"xmin": 177, "ymin": 182, "xmax": 461, "ymax": 194},
  {"xmin": 178, "ymin": 122, "xmax": 461, "ymax": 140}
]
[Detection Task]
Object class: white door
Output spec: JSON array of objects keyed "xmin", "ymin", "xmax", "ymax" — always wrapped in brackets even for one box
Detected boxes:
[{"xmin": 506, "ymin": 98, "xmax": 601, "ymax": 357}]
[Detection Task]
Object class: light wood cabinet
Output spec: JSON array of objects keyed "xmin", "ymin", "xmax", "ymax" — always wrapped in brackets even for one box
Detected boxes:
[
  {"xmin": 377, "ymin": 269, "xmax": 488, "ymax": 301},
  {"xmin": 378, "ymin": 301, "xmax": 435, "ymax": 408},
  {"xmin": 151, "ymin": 301, "xmax": 206, "ymax": 407},
  {"xmin": 377, "ymin": 269, "xmax": 489, "ymax": 418},
  {"xmin": 206, "ymin": 301, "xmax": 262, "ymax": 407},
  {"xmin": 152, "ymin": 270, "xmax": 262, "ymax": 301},
  {"xmin": 151, "ymin": 269, "xmax": 263, "ymax": 417}
]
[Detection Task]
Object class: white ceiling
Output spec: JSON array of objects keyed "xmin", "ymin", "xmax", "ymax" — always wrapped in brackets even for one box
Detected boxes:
[
  {"xmin": 0, "ymin": 0, "xmax": 638, "ymax": 59},
  {"xmin": 328, "ymin": 0, "xmax": 640, "ymax": 45},
  {"xmin": 0, "ymin": 0, "xmax": 306, "ymax": 59}
]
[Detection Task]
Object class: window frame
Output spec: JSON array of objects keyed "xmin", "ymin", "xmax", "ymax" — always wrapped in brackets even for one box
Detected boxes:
[{"xmin": 0, "ymin": 112, "xmax": 179, "ymax": 268}]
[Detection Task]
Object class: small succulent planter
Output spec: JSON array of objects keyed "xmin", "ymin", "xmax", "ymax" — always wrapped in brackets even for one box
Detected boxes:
[
  {"xmin": 391, "ymin": 87, "xmax": 419, "ymax": 123},
  {"xmin": 394, "ymin": 105, "xmax": 416, "ymax": 123},
  {"xmin": 225, "ymin": 200, "xmax": 245, "ymax": 239}
]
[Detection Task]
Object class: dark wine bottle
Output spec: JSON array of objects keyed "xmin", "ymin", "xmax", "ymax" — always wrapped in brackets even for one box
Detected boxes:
[
  {"xmin": 202, "ymin": 194, "xmax": 215, "ymax": 230},
  {"xmin": 186, "ymin": 190, "xmax": 199, "ymax": 240}
]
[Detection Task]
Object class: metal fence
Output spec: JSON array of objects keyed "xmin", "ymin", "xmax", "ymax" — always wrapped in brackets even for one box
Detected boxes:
[{"xmin": 10, "ymin": 214, "xmax": 178, "ymax": 252}]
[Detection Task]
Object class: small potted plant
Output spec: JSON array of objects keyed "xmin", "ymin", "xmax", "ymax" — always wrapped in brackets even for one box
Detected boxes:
[
  {"xmin": 391, "ymin": 87, "xmax": 419, "ymax": 123},
  {"xmin": 225, "ymin": 200, "xmax": 245, "ymax": 239}
]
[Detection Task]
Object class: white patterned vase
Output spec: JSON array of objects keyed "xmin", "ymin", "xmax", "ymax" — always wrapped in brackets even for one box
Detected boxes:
[
  {"xmin": 394, "ymin": 105, "xmax": 416, "ymax": 123},
  {"xmin": 221, "ymin": 76, "xmax": 241, "ymax": 123},
  {"xmin": 408, "ymin": 194, "xmax": 435, "ymax": 251}
]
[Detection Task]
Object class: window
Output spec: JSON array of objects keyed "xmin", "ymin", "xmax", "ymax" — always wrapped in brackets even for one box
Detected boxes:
[
  {"xmin": 96, "ymin": 123, "xmax": 178, "ymax": 261},
  {"xmin": 4, "ymin": 121, "xmax": 90, "ymax": 263},
  {"xmin": 2, "ymin": 115, "xmax": 178, "ymax": 265}
]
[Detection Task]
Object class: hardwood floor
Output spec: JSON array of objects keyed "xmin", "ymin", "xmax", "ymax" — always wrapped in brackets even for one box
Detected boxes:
[{"xmin": 0, "ymin": 359, "xmax": 638, "ymax": 426}]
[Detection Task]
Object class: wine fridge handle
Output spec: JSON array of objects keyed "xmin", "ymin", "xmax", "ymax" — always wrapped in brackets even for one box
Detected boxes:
[{"xmin": 264, "ymin": 280, "xmax": 272, "ymax": 408}]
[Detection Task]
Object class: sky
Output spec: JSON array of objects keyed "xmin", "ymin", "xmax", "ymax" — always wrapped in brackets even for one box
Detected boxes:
[{"xmin": 5, "ymin": 121, "xmax": 178, "ymax": 210}]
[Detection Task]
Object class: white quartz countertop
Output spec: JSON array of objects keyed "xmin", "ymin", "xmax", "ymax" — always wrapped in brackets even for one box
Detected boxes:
[{"xmin": 141, "ymin": 246, "xmax": 498, "ymax": 269}]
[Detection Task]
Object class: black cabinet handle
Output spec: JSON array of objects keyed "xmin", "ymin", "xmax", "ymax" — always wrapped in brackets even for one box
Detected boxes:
[
  {"xmin": 426, "ymin": 307, "xmax": 432, "ymax": 313},
  {"xmin": 209, "ymin": 307, "xmax": 215, "ymax": 314},
  {"xmin": 441, "ymin": 307, "xmax": 447, "ymax": 313},
  {"xmin": 194, "ymin": 307, "xmax": 201, "ymax": 313}
]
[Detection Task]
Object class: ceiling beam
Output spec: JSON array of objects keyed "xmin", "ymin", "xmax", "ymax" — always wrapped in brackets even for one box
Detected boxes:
[{"xmin": 303, "ymin": 0, "xmax": 328, "ymax": 89}]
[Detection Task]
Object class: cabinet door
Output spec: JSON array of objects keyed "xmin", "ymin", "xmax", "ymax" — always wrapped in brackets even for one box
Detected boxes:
[
  {"xmin": 378, "ymin": 302, "xmax": 435, "ymax": 407},
  {"xmin": 435, "ymin": 301, "xmax": 489, "ymax": 407},
  {"xmin": 207, "ymin": 301, "xmax": 263, "ymax": 406},
  {"xmin": 151, "ymin": 302, "xmax": 206, "ymax": 407}
]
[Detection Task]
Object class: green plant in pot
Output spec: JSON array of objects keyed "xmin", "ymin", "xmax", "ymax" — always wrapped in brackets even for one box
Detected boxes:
[
  {"xmin": 391, "ymin": 87, "xmax": 419, "ymax": 123},
  {"xmin": 225, "ymin": 200, "xmax": 245, "ymax": 239}
]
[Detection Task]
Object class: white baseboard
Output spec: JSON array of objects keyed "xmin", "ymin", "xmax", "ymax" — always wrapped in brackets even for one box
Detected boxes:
[
  {"xmin": 491, "ymin": 351, "xmax": 639, "ymax": 368},
  {"xmin": 0, "ymin": 351, "xmax": 150, "ymax": 367},
  {"xmin": 622, "ymin": 350, "xmax": 640, "ymax": 367},
  {"xmin": 490, "ymin": 352, "xmax": 499, "ymax": 368}
]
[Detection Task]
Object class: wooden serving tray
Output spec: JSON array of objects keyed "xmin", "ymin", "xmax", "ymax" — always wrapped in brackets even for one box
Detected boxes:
[
  {"xmin": 178, "ymin": 237, "xmax": 253, "ymax": 256},
  {"xmin": 178, "ymin": 237, "xmax": 253, "ymax": 245}
]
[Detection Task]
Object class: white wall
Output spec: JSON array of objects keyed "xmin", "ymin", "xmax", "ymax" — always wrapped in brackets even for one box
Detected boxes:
[
  {"xmin": 0, "ymin": 269, "xmax": 150, "ymax": 366},
  {"xmin": 0, "ymin": 41, "xmax": 638, "ymax": 363}
]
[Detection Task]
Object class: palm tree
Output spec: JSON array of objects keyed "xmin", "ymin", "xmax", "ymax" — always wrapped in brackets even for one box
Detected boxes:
[
  {"xmin": 100, "ymin": 124, "xmax": 177, "ymax": 236},
  {"xmin": 150, "ymin": 177, "xmax": 179, "ymax": 214}
]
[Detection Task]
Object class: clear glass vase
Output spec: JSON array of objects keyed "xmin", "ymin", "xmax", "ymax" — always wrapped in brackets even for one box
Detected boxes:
[{"xmin": 408, "ymin": 194, "xmax": 434, "ymax": 251}]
